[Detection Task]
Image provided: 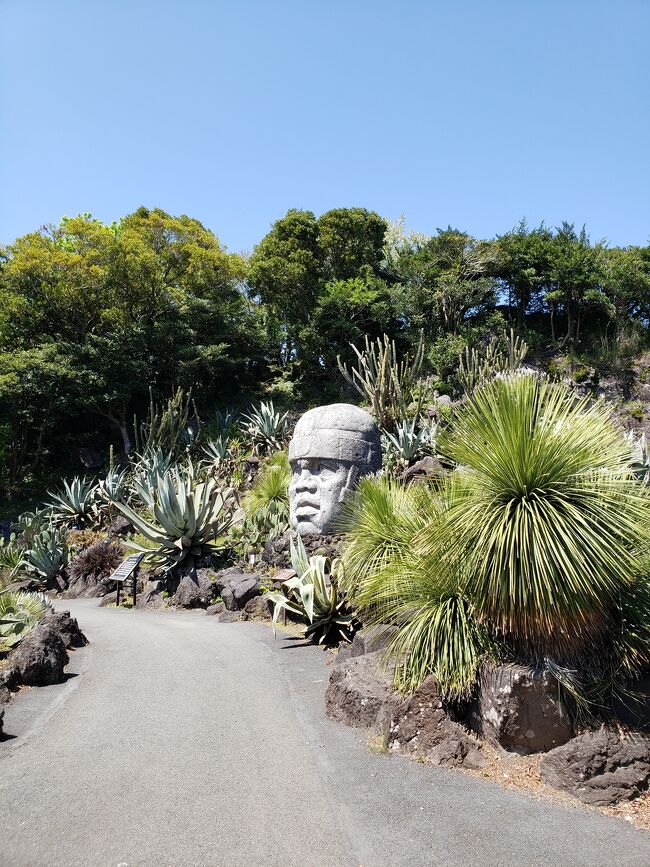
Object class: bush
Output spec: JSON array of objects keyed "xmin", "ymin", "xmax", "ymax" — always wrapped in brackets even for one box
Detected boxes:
[
  {"xmin": 0, "ymin": 590, "xmax": 51, "ymax": 651},
  {"xmin": 67, "ymin": 539, "xmax": 124, "ymax": 586},
  {"xmin": 237, "ymin": 451, "xmax": 291, "ymax": 554}
]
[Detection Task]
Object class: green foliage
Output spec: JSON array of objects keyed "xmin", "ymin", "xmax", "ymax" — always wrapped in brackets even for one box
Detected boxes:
[
  {"xmin": 0, "ymin": 589, "xmax": 51, "ymax": 650},
  {"xmin": 242, "ymin": 401, "xmax": 289, "ymax": 454},
  {"xmin": 134, "ymin": 387, "xmax": 199, "ymax": 459},
  {"xmin": 111, "ymin": 466, "xmax": 234, "ymax": 572},
  {"xmin": 0, "ymin": 534, "xmax": 22, "ymax": 574},
  {"xmin": 19, "ymin": 523, "xmax": 69, "ymax": 583},
  {"xmin": 383, "ymin": 418, "xmax": 436, "ymax": 466},
  {"xmin": 436, "ymin": 373, "xmax": 650, "ymax": 659},
  {"xmin": 337, "ymin": 331, "xmax": 429, "ymax": 431},
  {"xmin": 236, "ymin": 452, "xmax": 291, "ymax": 554},
  {"xmin": 267, "ymin": 536, "xmax": 354, "ymax": 644},
  {"xmin": 457, "ymin": 329, "xmax": 528, "ymax": 394},
  {"xmin": 48, "ymin": 476, "xmax": 99, "ymax": 529}
]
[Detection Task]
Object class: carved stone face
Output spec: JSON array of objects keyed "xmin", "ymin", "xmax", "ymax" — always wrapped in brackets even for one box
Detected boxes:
[
  {"xmin": 288, "ymin": 403, "xmax": 382, "ymax": 537},
  {"xmin": 289, "ymin": 457, "xmax": 356, "ymax": 536}
]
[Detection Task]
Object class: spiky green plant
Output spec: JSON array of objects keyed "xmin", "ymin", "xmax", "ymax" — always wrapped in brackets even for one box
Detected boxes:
[
  {"xmin": 457, "ymin": 329, "xmax": 528, "ymax": 395},
  {"xmin": 48, "ymin": 476, "xmax": 99, "ymax": 528},
  {"xmin": 202, "ymin": 436, "xmax": 230, "ymax": 466},
  {"xmin": 134, "ymin": 386, "xmax": 199, "ymax": 459},
  {"xmin": 19, "ymin": 523, "xmax": 69, "ymax": 583},
  {"xmin": 267, "ymin": 537, "xmax": 354, "ymax": 644},
  {"xmin": 0, "ymin": 534, "xmax": 23, "ymax": 574},
  {"xmin": 242, "ymin": 401, "xmax": 289, "ymax": 453},
  {"xmin": 337, "ymin": 330, "xmax": 430, "ymax": 431},
  {"xmin": 11, "ymin": 508, "xmax": 53, "ymax": 547},
  {"xmin": 111, "ymin": 466, "xmax": 234, "ymax": 571},
  {"xmin": 0, "ymin": 589, "xmax": 51, "ymax": 650},
  {"xmin": 129, "ymin": 448, "xmax": 175, "ymax": 510},
  {"xmin": 383, "ymin": 418, "xmax": 436, "ymax": 465},
  {"xmin": 435, "ymin": 373, "xmax": 650, "ymax": 659},
  {"xmin": 236, "ymin": 452, "xmax": 291, "ymax": 555}
]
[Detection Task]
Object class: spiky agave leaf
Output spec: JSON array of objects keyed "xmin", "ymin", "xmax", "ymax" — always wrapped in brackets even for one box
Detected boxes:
[
  {"xmin": 48, "ymin": 476, "xmax": 99, "ymax": 528},
  {"xmin": 435, "ymin": 373, "xmax": 650, "ymax": 659}
]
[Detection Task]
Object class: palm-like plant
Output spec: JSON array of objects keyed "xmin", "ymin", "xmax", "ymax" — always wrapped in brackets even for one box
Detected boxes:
[
  {"xmin": 436, "ymin": 373, "xmax": 650, "ymax": 658},
  {"xmin": 242, "ymin": 401, "xmax": 289, "ymax": 453},
  {"xmin": 48, "ymin": 476, "xmax": 99, "ymax": 528},
  {"xmin": 0, "ymin": 589, "xmax": 51, "ymax": 650},
  {"xmin": 111, "ymin": 466, "xmax": 234, "ymax": 571},
  {"xmin": 267, "ymin": 537, "xmax": 354, "ymax": 644},
  {"xmin": 237, "ymin": 452, "xmax": 291, "ymax": 554}
]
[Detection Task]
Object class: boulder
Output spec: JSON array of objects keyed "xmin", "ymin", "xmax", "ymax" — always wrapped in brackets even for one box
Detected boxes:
[
  {"xmin": 3, "ymin": 577, "xmax": 41, "ymax": 594},
  {"xmin": 213, "ymin": 568, "xmax": 260, "ymax": 611},
  {"xmin": 217, "ymin": 610, "xmax": 243, "ymax": 623},
  {"xmin": 403, "ymin": 456, "xmax": 446, "ymax": 484},
  {"xmin": 135, "ymin": 579, "xmax": 165, "ymax": 609},
  {"xmin": 469, "ymin": 664, "xmax": 573, "ymax": 753},
  {"xmin": 42, "ymin": 611, "xmax": 87, "ymax": 648},
  {"xmin": 9, "ymin": 622, "xmax": 69, "ymax": 686},
  {"xmin": 389, "ymin": 676, "xmax": 484, "ymax": 769},
  {"xmin": 334, "ymin": 644, "xmax": 353, "ymax": 665},
  {"xmin": 350, "ymin": 625, "xmax": 397, "ymax": 658},
  {"xmin": 108, "ymin": 515, "xmax": 133, "ymax": 537},
  {"xmin": 172, "ymin": 570, "xmax": 216, "ymax": 608},
  {"xmin": 205, "ymin": 602, "xmax": 226, "ymax": 616},
  {"xmin": 242, "ymin": 594, "xmax": 272, "ymax": 621},
  {"xmin": 325, "ymin": 652, "xmax": 397, "ymax": 734},
  {"xmin": 540, "ymin": 729, "xmax": 650, "ymax": 806}
]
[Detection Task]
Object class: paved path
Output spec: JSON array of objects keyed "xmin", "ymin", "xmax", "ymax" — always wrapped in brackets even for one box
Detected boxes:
[{"xmin": 1, "ymin": 600, "xmax": 650, "ymax": 867}]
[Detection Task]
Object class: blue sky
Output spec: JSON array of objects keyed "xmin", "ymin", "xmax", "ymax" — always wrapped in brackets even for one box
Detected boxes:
[{"xmin": 1, "ymin": 0, "xmax": 649, "ymax": 253}]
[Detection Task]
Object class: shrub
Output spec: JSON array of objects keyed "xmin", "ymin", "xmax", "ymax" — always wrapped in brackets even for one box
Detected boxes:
[
  {"xmin": 436, "ymin": 373, "xmax": 650, "ymax": 660},
  {"xmin": 267, "ymin": 536, "xmax": 354, "ymax": 644},
  {"xmin": 0, "ymin": 590, "xmax": 51, "ymax": 651},
  {"xmin": 67, "ymin": 539, "xmax": 124, "ymax": 586},
  {"xmin": 239, "ymin": 451, "xmax": 291, "ymax": 549},
  {"xmin": 111, "ymin": 466, "xmax": 234, "ymax": 572}
]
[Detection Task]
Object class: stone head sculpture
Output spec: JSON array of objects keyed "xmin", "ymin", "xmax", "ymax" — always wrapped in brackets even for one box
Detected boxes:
[{"xmin": 289, "ymin": 403, "xmax": 382, "ymax": 536}]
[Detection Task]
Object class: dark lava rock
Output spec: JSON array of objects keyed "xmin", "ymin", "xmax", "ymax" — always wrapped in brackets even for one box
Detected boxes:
[
  {"xmin": 242, "ymin": 594, "xmax": 272, "ymax": 621},
  {"xmin": 9, "ymin": 622, "xmax": 69, "ymax": 686},
  {"xmin": 3, "ymin": 577, "xmax": 41, "ymax": 594},
  {"xmin": 108, "ymin": 515, "xmax": 134, "ymax": 537},
  {"xmin": 334, "ymin": 645, "xmax": 353, "ymax": 665},
  {"xmin": 135, "ymin": 579, "xmax": 165, "ymax": 609},
  {"xmin": 402, "ymin": 456, "xmax": 447, "ymax": 485},
  {"xmin": 172, "ymin": 569, "xmax": 216, "ymax": 608},
  {"xmin": 540, "ymin": 729, "xmax": 650, "ymax": 806},
  {"xmin": 469, "ymin": 664, "xmax": 573, "ymax": 753},
  {"xmin": 217, "ymin": 610, "xmax": 243, "ymax": 623},
  {"xmin": 390, "ymin": 675, "xmax": 484, "ymax": 769},
  {"xmin": 213, "ymin": 568, "xmax": 260, "ymax": 611},
  {"xmin": 262, "ymin": 530, "xmax": 344, "ymax": 568},
  {"xmin": 350, "ymin": 625, "xmax": 397, "ymax": 659},
  {"xmin": 205, "ymin": 602, "xmax": 226, "ymax": 616},
  {"xmin": 42, "ymin": 611, "xmax": 87, "ymax": 648},
  {"xmin": 325, "ymin": 652, "xmax": 397, "ymax": 734}
]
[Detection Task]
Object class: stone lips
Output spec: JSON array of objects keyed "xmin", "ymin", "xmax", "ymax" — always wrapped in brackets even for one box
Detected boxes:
[{"xmin": 288, "ymin": 403, "xmax": 381, "ymax": 470}]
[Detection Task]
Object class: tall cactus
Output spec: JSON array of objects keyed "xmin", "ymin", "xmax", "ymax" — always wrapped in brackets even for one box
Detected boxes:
[
  {"xmin": 337, "ymin": 331, "xmax": 428, "ymax": 431},
  {"xmin": 134, "ymin": 387, "xmax": 200, "ymax": 459},
  {"xmin": 457, "ymin": 329, "xmax": 528, "ymax": 395}
]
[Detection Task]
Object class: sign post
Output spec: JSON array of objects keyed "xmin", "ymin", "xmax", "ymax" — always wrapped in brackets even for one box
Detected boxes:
[{"xmin": 108, "ymin": 553, "xmax": 144, "ymax": 607}]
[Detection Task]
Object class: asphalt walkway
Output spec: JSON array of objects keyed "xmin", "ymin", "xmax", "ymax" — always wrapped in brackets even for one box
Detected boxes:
[{"xmin": 1, "ymin": 599, "xmax": 649, "ymax": 866}]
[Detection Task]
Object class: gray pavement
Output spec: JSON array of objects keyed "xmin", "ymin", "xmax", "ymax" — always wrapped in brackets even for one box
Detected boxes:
[{"xmin": 1, "ymin": 598, "xmax": 650, "ymax": 867}]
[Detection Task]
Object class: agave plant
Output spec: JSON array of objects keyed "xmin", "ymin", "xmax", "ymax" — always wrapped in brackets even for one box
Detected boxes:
[
  {"xmin": 48, "ymin": 476, "xmax": 99, "ymax": 528},
  {"xmin": 98, "ymin": 465, "xmax": 130, "ymax": 505},
  {"xmin": 213, "ymin": 408, "xmax": 239, "ymax": 439},
  {"xmin": 0, "ymin": 533, "xmax": 23, "ymax": 574},
  {"xmin": 267, "ymin": 536, "xmax": 354, "ymax": 644},
  {"xmin": 242, "ymin": 401, "xmax": 289, "ymax": 453},
  {"xmin": 0, "ymin": 589, "xmax": 51, "ymax": 650},
  {"xmin": 383, "ymin": 418, "xmax": 436, "ymax": 465},
  {"xmin": 111, "ymin": 466, "xmax": 234, "ymax": 571},
  {"xmin": 19, "ymin": 523, "xmax": 69, "ymax": 583},
  {"xmin": 202, "ymin": 436, "xmax": 230, "ymax": 466},
  {"xmin": 625, "ymin": 430, "xmax": 650, "ymax": 484},
  {"xmin": 129, "ymin": 448, "xmax": 175, "ymax": 510}
]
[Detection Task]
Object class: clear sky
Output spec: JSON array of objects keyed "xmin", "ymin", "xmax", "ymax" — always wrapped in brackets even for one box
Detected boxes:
[{"xmin": 1, "ymin": 0, "xmax": 649, "ymax": 253}]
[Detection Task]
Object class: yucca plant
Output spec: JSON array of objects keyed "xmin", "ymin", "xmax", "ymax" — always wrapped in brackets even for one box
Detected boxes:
[
  {"xmin": 48, "ymin": 476, "xmax": 99, "ymax": 529},
  {"xmin": 19, "ymin": 523, "xmax": 69, "ymax": 583},
  {"xmin": 0, "ymin": 589, "xmax": 51, "ymax": 650},
  {"xmin": 237, "ymin": 452, "xmax": 291, "ymax": 555},
  {"xmin": 242, "ymin": 401, "xmax": 289, "ymax": 453},
  {"xmin": 111, "ymin": 466, "xmax": 234, "ymax": 571},
  {"xmin": 435, "ymin": 373, "xmax": 650, "ymax": 659},
  {"xmin": 268, "ymin": 536, "xmax": 354, "ymax": 644}
]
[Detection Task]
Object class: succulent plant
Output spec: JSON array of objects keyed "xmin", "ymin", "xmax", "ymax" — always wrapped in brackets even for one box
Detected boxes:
[
  {"xmin": 0, "ymin": 533, "xmax": 23, "ymax": 574},
  {"xmin": 12, "ymin": 508, "xmax": 55, "ymax": 547},
  {"xmin": 457, "ymin": 329, "xmax": 528, "ymax": 395},
  {"xmin": 48, "ymin": 476, "xmax": 99, "ymax": 528},
  {"xmin": 111, "ymin": 466, "xmax": 234, "ymax": 571},
  {"xmin": 202, "ymin": 436, "xmax": 230, "ymax": 466},
  {"xmin": 383, "ymin": 418, "xmax": 436, "ymax": 464},
  {"xmin": 0, "ymin": 589, "xmax": 51, "ymax": 650},
  {"xmin": 242, "ymin": 401, "xmax": 289, "ymax": 453},
  {"xmin": 267, "ymin": 536, "xmax": 355, "ymax": 644},
  {"xmin": 19, "ymin": 523, "xmax": 69, "ymax": 582}
]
